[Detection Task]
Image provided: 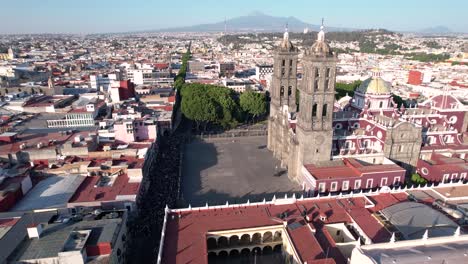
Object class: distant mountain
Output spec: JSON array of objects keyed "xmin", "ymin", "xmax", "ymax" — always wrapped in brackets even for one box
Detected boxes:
[
  {"xmin": 419, "ymin": 26, "xmax": 452, "ymax": 34},
  {"xmin": 157, "ymin": 11, "xmax": 354, "ymax": 32}
]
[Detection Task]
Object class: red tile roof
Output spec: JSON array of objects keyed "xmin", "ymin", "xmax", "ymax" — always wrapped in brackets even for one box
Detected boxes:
[
  {"xmin": 162, "ymin": 195, "xmax": 400, "ymax": 264},
  {"xmin": 68, "ymin": 174, "xmax": 140, "ymax": 203}
]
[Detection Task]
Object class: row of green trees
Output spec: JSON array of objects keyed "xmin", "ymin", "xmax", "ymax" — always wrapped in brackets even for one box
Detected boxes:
[
  {"xmin": 174, "ymin": 47, "xmax": 191, "ymax": 91},
  {"xmin": 180, "ymin": 83, "xmax": 267, "ymax": 131}
]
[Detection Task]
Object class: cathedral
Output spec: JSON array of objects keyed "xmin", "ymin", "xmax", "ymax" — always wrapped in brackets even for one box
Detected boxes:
[{"xmin": 268, "ymin": 25, "xmax": 468, "ymax": 194}]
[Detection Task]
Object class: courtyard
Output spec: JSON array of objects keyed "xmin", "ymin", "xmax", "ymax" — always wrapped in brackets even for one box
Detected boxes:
[{"xmin": 181, "ymin": 136, "xmax": 302, "ymax": 207}]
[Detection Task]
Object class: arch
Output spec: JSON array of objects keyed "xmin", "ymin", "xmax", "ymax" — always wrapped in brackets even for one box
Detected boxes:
[
  {"xmin": 240, "ymin": 248, "xmax": 250, "ymax": 256},
  {"xmin": 274, "ymin": 244, "xmax": 282, "ymax": 252},
  {"xmin": 252, "ymin": 233, "xmax": 262, "ymax": 244},
  {"xmin": 312, "ymin": 103, "xmax": 317, "ymax": 117},
  {"xmin": 208, "ymin": 252, "xmax": 217, "ymax": 261},
  {"xmin": 207, "ymin": 237, "xmax": 217, "ymax": 250},
  {"xmin": 322, "ymin": 104, "xmax": 328, "ymax": 117},
  {"xmin": 218, "ymin": 250, "xmax": 228, "ymax": 258},
  {"xmin": 273, "ymin": 231, "xmax": 282, "ymax": 242},
  {"xmin": 263, "ymin": 245, "xmax": 273, "ymax": 254},
  {"xmin": 252, "ymin": 247, "xmax": 262, "ymax": 256},
  {"xmin": 240, "ymin": 234, "xmax": 251, "ymax": 245},
  {"xmin": 229, "ymin": 249, "xmax": 240, "ymax": 257},
  {"xmin": 218, "ymin": 236, "xmax": 228, "ymax": 248},
  {"xmin": 229, "ymin": 235, "xmax": 239, "ymax": 246},
  {"xmin": 263, "ymin": 231, "xmax": 273, "ymax": 243}
]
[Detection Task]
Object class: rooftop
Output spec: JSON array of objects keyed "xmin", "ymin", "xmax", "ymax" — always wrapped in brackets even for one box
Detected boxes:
[
  {"xmin": 69, "ymin": 173, "xmax": 140, "ymax": 203},
  {"xmin": 12, "ymin": 175, "xmax": 85, "ymax": 211},
  {"xmin": 161, "ymin": 193, "xmax": 401, "ymax": 264},
  {"xmin": 305, "ymin": 158, "xmax": 405, "ymax": 180},
  {"xmin": 380, "ymin": 201, "xmax": 459, "ymax": 240}
]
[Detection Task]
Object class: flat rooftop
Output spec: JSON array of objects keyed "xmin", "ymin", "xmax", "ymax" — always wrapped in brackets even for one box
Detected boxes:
[
  {"xmin": 12, "ymin": 175, "xmax": 85, "ymax": 211},
  {"xmin": 181, "ymin": 137, "xmax": 302, "ymax": 207}
]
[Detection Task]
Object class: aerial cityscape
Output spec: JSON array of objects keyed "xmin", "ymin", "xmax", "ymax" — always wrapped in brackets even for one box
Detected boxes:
[{"xmin": 0, "ymin": 1, "xmax": 467, "ymax": 264}]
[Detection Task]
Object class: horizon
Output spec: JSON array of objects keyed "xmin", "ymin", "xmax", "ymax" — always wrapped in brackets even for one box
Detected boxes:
[{"xmin": 1, "ymin": 0, "xmax": 468, "ymax": 34}]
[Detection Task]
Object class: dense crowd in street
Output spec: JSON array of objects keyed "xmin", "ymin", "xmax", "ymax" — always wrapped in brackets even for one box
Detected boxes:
[{"xmin": 126, "ymin": 132, "xmax": 184, "ymax": 263}]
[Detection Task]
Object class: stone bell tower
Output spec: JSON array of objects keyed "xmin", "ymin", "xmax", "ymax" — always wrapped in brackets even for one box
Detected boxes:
[
  {"xmin": 294, "ymin": 21, "xmax": 337, "ymax": 172},
  {"xmin": 268, "ymin": 25, "xmax": 299, "ymax": 160}
]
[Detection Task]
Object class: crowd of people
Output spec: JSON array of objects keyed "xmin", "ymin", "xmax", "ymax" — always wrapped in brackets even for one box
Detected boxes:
[{"xmin": 126, "ymin": 132, "xmax": 185, "ymax": 263}]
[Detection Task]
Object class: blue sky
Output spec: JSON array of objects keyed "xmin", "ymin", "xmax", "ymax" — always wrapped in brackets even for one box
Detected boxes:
[{"xmin": 2, "ymin": 0, "xmax": 467, "ymax": 34}]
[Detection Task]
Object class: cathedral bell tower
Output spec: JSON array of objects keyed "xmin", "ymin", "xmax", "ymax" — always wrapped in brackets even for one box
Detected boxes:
[
  {"xmin": 296, "ymin": 21, "xmax": 337, "ymax": 166},
  {"xmin": 267, "ymin": 25, "xmax": 299, "ymax": 160},
  {"xmin": 270, "ymin": 25, "xmax": 299, "ymax": 115}
]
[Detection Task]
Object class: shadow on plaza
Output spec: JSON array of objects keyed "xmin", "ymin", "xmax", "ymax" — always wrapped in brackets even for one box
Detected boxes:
[{"xmin": 179, "ymin": 138, "xmax": 303, "ymax": 208}]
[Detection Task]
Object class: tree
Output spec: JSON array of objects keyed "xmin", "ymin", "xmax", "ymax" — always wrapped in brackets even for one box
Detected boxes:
[
  {"xmin": 240, "ymin": 91, "xmax": 267, "ymax": 122},
  {"xmin": 410, "ymin": 173, "xmax": 428, "ymax": 185},
  {"xmin": 181, "ymin": 88, "xmax": 218, "ymax": 131},
  {"xmin": 335, "ymin": 80, "xmax": 362, "ymax": 99}
]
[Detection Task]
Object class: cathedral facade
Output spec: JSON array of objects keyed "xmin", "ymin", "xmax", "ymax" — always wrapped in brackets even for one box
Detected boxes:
[{"xmin": 268, "ymin": 26, "xmax": 468, "ymax": 194}]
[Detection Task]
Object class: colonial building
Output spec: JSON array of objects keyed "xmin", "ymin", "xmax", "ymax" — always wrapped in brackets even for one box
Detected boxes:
[{"xmin": 268, "ymin": 25, "xmax": 468, "ymax": 194}]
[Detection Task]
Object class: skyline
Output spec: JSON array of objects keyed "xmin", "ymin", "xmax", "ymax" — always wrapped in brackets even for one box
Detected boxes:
[{"xmin": 1, "ymin": 0, "xmax": 468, "ymax": 34}]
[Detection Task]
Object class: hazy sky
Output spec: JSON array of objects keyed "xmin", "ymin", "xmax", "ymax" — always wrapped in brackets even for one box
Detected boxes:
[{"xmin": 2, "ymin": 0, "xmax": 467, "ymax": 34}]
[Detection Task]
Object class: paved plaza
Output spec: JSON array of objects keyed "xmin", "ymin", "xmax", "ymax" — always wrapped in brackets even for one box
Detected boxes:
[{"xmin": 181, "ymin": 136, "xmax": 302, "ymax": 207}]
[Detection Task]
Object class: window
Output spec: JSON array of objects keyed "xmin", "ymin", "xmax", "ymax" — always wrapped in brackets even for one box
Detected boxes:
[
  {"xmin": 366, "ymin": 179, "xmax": 373, "ymax": 189},
  {"xmin": 288, "ymin": 86, "xmax": 292, "ymax": 96},
  {"xmin": 325, "ymin": 79, "xmax": 329, "ymax": 90},
  {"xmin": 314, "ymin": 68, "xmax": 319, "ymax": 78},
  {"xmin": 393, "ymin": 177, "xmax": 401, "ymax": 186},
  {"xmin": 451, "ymin": 173, "xmax": 458, "ymax": 180},
  {"xmin": 443, "ymin": 174, "xmax": 450, "ymax": 182},
  {"xmin": 312, "ymin": 103, "xmax": 317, "ymax": 117},
  {"xmin": 318, "ymin": 182, "xmax": 326, "ymax": 193},
  {"xmin": 326, "ymin": 68, "xmax": 331, "ymax": 77},
  {"xmin": 342, "ymin": 181, "xmax": 349, "ymax": 191},
  {"xmin": 398, "ymin": 145, "xmax": 404, "ymax": 152},
  {"xmin": 282, "ymin": 60, "xmax": 285, "ymax": 66},
  {"xmin": 281, "ymin": 68, "xmax": 285, "ymax": 77},
  {"xmin": 280, "ymin": 86, "xmax": 284, "ymax": 96},
  {"xmin": 322, "ymin": 104, "xmax": 327, "ymax": 117},
  {"xmin": 314, "ymin": 80, "xmax": 318, "ymax": 91},
  {"xmin": 379, "ymin": 101, "xmax": 383, "ymax": 108},
  {"xmin": 460, "ymin": 173, "xmax": 467, "ymax": 180},
  {"xmin": 289, "ymin": 59, "xmax": 293, "ymax": 66},
  {"xmin": 331, "ymin": 182, "xmax": 338, "ymax": 192},
  {"xmin": 354, "ymin": 180, "xmax": 361, "ymax": 190},
  {"xmin": 381, "ymin": 177, "xmax": 388, "ymax": 186}
]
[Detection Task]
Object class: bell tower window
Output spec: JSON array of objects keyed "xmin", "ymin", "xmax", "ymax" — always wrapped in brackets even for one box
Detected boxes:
[
  {"xmin": 280, "ymin": 86, "xmax": 284, "ymax": 96},
  {"xmin": 312, "ymin": 103, "xmax": 317, "ymax": 117},
  {"xmin": 322, "ymin": 104, "xmax": 327, "ymax": 117},
  {"xmin": 288, "ymin": 86, "xmax": 292, "ymax": 96}
]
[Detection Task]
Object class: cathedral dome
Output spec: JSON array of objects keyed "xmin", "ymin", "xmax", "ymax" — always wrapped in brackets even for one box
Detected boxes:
[{"xmin": 356, "ymin": 77, "xmax": 391, "ymax": 95}]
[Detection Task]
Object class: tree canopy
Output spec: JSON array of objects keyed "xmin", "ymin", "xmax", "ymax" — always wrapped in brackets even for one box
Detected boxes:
[
  {"xmin": 335, "ymin": 80, "xmax": 362, "ymax": 99},
  {"xmin": 180, "ymin": 83, "xmax": 267, "ymax": 131},
  {"xmin": 240, "ymin": 90, "xmax": 267, "ymax": 120}
]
